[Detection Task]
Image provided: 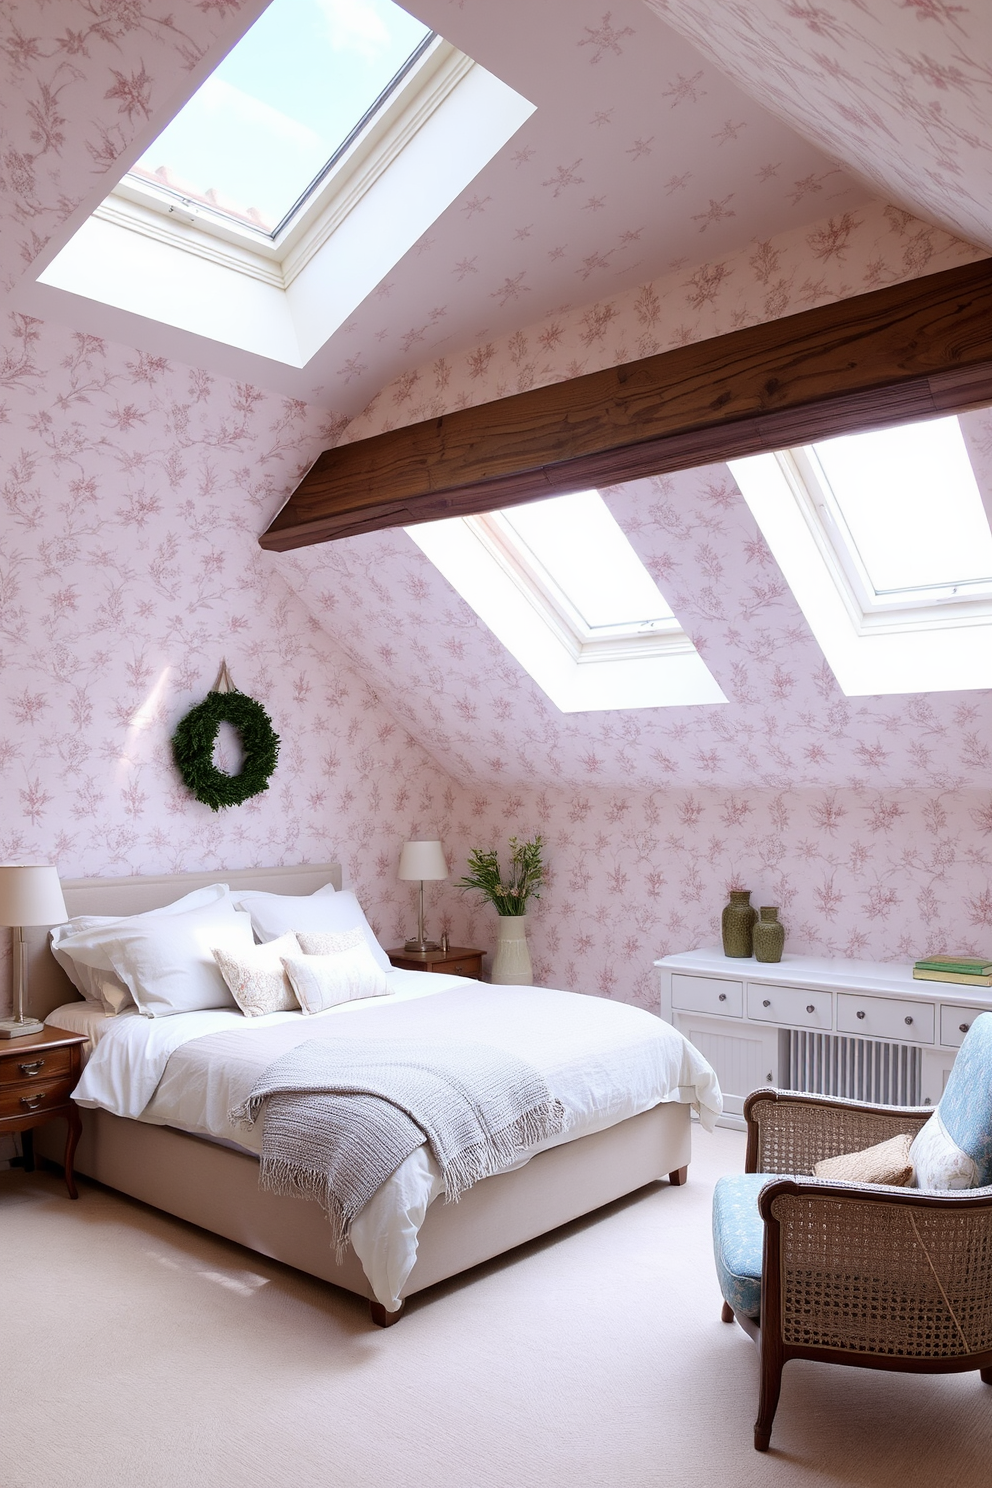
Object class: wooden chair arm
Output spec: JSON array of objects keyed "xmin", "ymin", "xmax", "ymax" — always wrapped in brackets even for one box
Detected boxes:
[{"xmin": 744, "ymin": 1087, "xmax": 932, "ymax": 1174}]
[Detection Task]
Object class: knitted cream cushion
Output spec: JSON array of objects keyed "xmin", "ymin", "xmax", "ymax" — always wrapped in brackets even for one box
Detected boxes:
[
  {"xmin": 812, "ymin": 1132, "xmax": 914, "ymax": 1186},
  {"xmin": 286, "ymin": 927, "xmax": 390, "ymax": 1014},
  {"xmin": 212, "ymin": 933, "xmax": 301, "ymax": 1017}
]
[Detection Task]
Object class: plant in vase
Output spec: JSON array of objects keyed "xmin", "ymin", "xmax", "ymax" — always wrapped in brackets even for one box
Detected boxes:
[{"xmin": 456, "ymin": 835, "xmax": 544, "ymax": 985}]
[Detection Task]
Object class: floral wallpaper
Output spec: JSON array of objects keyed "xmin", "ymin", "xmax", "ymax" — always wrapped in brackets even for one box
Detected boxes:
[
  {"xmin": 646, "ymin": 0, "xmax": 992, "ymax": 253},
  {"xmin": 2, "ymin": 0, "xmax": 992, "ymax": 1042},
  {"xmin": 0, "ymin": 311, "xmax": 462, "ymax": 1019}
]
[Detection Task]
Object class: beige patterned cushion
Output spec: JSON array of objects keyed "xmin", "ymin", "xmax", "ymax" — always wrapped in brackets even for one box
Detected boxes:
[
  {"xmin": 285, "ymin": 927, "xmax": 390, "ymax": 1014},
  {"xmin": 812, "ymin": 1132, "xmax": 914, "ymax": 1186},
  {"xmin": 212, "ymin": 933, "xmax": 300, "ymax": 1017}
]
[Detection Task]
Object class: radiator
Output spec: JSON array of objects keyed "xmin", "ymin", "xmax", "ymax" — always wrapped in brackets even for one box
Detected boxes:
[{"xmin": 785, "ymin": 1029, "xmax": 922, "ymax": 1106}]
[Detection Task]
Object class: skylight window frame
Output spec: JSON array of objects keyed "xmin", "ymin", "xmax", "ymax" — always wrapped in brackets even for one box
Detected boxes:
[
  {"xmin": 774, "ymin": 436, "xmax": 992, "ymax": 634},
  {"xmin": 470, "ymin": 508, "xmax": 686, "ymax": 663},
  {"xmin": 104, "ymin": 34, "xmax": 466, "ymax": 281}
]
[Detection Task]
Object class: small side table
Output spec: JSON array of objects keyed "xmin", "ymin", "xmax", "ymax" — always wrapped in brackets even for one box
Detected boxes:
[
  {"xmin": 387, "ymin": 947, "xmax": 484, "ymax": 979},
  {"xmin": 0, "ymin": 1026, "xmax": 87, "ymax": 1199}
]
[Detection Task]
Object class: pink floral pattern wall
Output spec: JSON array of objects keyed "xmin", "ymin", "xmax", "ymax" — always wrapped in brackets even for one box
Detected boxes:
[
  {"xmin": 278, "ymin": 197, "xmax": 992, "ymax": 999},
  {"xmin": 0, "ymin": 312, "xmax": 461, "ymax": 1015}
]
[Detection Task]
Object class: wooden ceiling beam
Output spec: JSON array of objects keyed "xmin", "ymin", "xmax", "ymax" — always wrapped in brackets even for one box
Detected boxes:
[{"xmin": 260, "ymin": 256, "xmax": 992, "ymax": 551}]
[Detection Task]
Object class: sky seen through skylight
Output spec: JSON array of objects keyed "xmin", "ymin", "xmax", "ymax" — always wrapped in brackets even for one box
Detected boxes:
[{"xmin": 130, "ymin": 0, "xmax": 431, "ymax": 230}]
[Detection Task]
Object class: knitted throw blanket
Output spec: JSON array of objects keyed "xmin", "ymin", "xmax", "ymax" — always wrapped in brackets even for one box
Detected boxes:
[{"xmin": 230, "ymin": 1036, "xmax": 568, "ymax": 1255}]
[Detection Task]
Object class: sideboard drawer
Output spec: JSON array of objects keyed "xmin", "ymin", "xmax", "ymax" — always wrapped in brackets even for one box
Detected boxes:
[
  {"xmin": 940, "ymin": 1004, "xmax": 984, "ymax": 1049},
  {"xmin": 671, "ymin": 974, "xmax": 743, "ymax": 1018},
  {"xmin": 748, "ymin": 983, "xmax": 832, "ymax": 1029},
  {"xmin": 837, "ymin": 992, "xmax": 935, "ymax": 1044}
]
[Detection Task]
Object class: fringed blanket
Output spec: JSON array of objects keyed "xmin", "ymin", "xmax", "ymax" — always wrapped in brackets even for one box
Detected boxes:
[{"xmin": 230, "ymin": 1036, "xmax": 568, "ymax": 1254}]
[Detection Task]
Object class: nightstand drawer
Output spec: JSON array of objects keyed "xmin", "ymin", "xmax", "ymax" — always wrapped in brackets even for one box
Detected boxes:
[
  {"xmin": 0, "ymin": 1076, "xmax": 75, "ymax": 1120},
  {"xmin": 837, "ymin": 992, "xmax": 935, "ymax": 1044},
  {"xmin": 671, "ymin": 974, "xmax": 743, "ymax": 1017},
  {"xmin": 748, "ymin": 983, "xmax": 832, "ymax": 1029},
  {"xmin": 0, "ymin": 1046, "xmax": 74, "ymax": 1087},
  {"xmin": 441, "ymin": 958, "xmax": 481, "ymax": 978}
]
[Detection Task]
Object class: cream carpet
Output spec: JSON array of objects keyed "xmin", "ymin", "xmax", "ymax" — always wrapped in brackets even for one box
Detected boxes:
[{"xmin": 3, "ymin": 1126, "xmax": 990, "ymax": 1488}]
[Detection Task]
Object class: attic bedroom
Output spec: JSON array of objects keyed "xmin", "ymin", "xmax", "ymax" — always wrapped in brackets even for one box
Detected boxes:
[{"xmin": 3, "ymin": 0, "xmax": 992, "ymax": 1483}]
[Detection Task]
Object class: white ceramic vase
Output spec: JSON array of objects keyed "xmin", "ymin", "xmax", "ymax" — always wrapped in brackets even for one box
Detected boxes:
[{"xmin": 491, "ymin": 913, "xmax": 533, "ymax": 986}]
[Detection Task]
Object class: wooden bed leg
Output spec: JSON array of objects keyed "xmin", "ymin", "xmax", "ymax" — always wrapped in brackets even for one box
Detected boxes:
[
  {"xmin": 668, "ymin": 1165, "xmax": 688, "ymax": 1186},
  {"xmin": 369, "ymin": 1300, "xmax": 405, "ymax": 1328},
  {"xmin": 721, "ymin": 1301, "xmax": 735, "ymax": 1324},
  {"xmin": 981, "ymin": 1368, "xmax": 992, "ymax": 1385}
]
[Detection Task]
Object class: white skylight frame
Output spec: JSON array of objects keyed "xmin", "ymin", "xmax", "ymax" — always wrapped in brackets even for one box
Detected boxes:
[
  {"xmin": 37, "ymin": 40, "xmax": 535, "ymax": 370},
  {"xmin": 406, "ymin": 494, "xmax": 726, "ymax": 714},
  {"xmin": 730, "ymin": 423, "xmax": 992, "ymax": 697}
]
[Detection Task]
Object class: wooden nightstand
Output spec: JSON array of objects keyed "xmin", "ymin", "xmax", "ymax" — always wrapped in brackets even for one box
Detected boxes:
[
  {"xmin": 0, "ymin": 1026, "xmax": 87, "ymax": 1199},
  {"xmin": 387, "ymin": 947, "xmax": 484, "ymax": 979}
]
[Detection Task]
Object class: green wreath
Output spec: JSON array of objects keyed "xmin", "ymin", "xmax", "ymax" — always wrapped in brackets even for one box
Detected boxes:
[{"xmin": 171, "ymin": 690, "xmax": 280, "ymax": 811}]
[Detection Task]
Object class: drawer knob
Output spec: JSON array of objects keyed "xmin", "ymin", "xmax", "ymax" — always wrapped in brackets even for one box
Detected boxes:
[
  {"xmin": 960, "ymin": 1023, "xmax": 970, "ymax": 1034},
  {"xmin": 905, "ymin": 1015, "xmax": 913, "ymax": 1026},
  {"xmin": 856, "ymin": 1010, "xmax": 866, "ymax": 1020},
  {"xmin": 20, "ymin": 1092, "xmax": 45, "ymax": 1109},
  {"xmin": 18, "ymin": 1059, "xmax": 44, "ymax": 1076},
  {"xmin": 762, "ymin": 999, "xmax": 771, "ymax": 1008},
  {"xmin": 718, "ymin": 993, "xmax": 727, "ymax": 1001},
  {"xmin": 806, "ymin": 1004, "xmax": 815, "ymax": 1014}
]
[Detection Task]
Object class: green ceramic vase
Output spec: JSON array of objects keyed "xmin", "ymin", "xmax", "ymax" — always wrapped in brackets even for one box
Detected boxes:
[
  {"xmin": 753, "ymin": 906, "xmax": 785, "ymax": 963},
  {"xmin": 722, "ymin": 890, "xmax": 757, "ymax": 958}
]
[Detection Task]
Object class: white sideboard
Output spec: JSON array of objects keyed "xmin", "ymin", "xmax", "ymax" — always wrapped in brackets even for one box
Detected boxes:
[{"xmin": 656, "ymin": 948, "xmax": 992, "ymax": 1128}]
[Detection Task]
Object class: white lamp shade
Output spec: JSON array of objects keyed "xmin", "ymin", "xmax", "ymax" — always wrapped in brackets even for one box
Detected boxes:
[
  {"xmin": 397, "ymin": 840, "xmax": 448, "ymax": 882},
  {"xmin": 0, "ymin": 865, "xmax": 68, "ymax": 926}
]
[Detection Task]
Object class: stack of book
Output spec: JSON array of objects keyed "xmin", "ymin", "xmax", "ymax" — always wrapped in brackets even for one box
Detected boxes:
[{"xmin": 913, "ymin": 956, "xmax": 992, "ymax": 986}]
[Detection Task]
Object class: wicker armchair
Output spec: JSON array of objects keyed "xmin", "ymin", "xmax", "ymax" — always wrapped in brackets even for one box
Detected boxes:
[{"xmin": 713, "ymin": 1083, "xmax": 992, "ymax": 1451}]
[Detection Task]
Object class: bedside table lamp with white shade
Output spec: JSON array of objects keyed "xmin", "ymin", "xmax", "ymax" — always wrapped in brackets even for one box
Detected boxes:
[
  {"xmin": 0, "ymin": 865, "xmax": 68, "ymax": 1039},
  {"xmin": 398, "ymin": 840, "xmax": 448, "ymax": 953}
]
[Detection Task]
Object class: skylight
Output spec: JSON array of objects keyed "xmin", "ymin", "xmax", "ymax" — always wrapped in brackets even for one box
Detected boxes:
[
  {"xmin": 729, "ymin": 412, "xmax": 992, "ymax": 696},
  {"xmin": 129, "ymin": 0, "xmax": 433, "ymax": 234},
  {"xmin": 796, "ymin": 417, "xmax": 992, "ymax": 605},
  {"xmin": 406, "ymin": 492, "xmax": 726, "ymax": 713}
]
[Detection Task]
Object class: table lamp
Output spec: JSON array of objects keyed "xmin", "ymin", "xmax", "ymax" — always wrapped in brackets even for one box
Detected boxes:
[
  {"xmin": 0, "ymin": 865, "xmax": 69, "ymax": 1039},
  {"xmin": 398, "ymin": 840, "xmax": 448, "ymax": 953}
]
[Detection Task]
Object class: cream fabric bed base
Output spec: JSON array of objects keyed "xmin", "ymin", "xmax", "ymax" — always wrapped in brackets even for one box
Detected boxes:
[
  {"xmin": 30, "ymin": 861, "xmax": 692, "ymax": 1316},
  {"xmin": 41, "ymin": 1100, "xmax": 690, "ymax": 1305}
]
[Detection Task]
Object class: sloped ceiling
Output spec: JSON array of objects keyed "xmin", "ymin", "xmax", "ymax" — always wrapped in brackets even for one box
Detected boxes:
[
  {"xmin": 11, "ymin": 0, "xmax": 870, "ymax": 407},
  {"xmin": 646, "ymin": 0, "xmax": 992, "ymax": 250}
]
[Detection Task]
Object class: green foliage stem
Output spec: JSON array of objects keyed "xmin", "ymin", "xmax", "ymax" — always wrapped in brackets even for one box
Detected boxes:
[{"xmin": 456, "ymin": 835, "xmax": 545, "ymax": 916}]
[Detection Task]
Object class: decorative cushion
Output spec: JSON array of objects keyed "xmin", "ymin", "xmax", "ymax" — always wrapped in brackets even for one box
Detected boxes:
[
  {"xmin": 812, "ymin": 1132, "xmax": 914, "ymax": 1186},
  {"xmin": 284, "ymin": 928, "xmax": 391, "ymax": 1014},
  {"xmin": 212, "ymin": 933, "xmax": 301, "ymax": 1017},
  {"xmin": 50, "ymin": 884, "xmax": 231, "ymax": 1015},
  {"xmin": 920, "ymin": 1011, "xmax": 992, "ymax": 1187},
  {"xmin": 105, "ymin": 902, "xmax": 255, "ymax": 1017},
  {"xmin": 712, "ymin": 1173, "xmax": 768, "ymax": 1320},
  {"xmin": 910, "ymin": 1107, "xmax": 980, "ymax": 1191},
  {"xmin": 233, "ymin": 887, "xmax": 392, "ymax": 973}
]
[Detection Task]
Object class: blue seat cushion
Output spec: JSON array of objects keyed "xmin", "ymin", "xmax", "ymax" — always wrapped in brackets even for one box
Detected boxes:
[{"xmin": 712, "ymin": 1172, "xmax": 769, "ymax": 1319}]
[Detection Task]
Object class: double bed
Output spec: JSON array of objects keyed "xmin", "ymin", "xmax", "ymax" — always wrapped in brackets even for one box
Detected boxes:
[{"xmin": 30, "ymin": 863, "xmax": 721, "ymax": 1324}]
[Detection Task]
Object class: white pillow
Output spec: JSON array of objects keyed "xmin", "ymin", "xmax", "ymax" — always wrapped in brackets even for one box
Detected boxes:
[
  {"xmin": 105, "ymin": 902, "xmax": 255, "ymax": 1018},
  {"xmin": 50, "ymin": 884, "xmax": 231, "ymax": 1014},
  {"xmin": 212, "ymin": 933, "xmax": 301, "ymax": 1017},
  {"xmin": 283, "ymin": 929, "xmax": 390, "ymax": 1014},
  {"xmin": 909, "ymin": 1108, "xmax": 980, "ymax": 1190},
  {"xmin": 233, "ymin": 887, "xmax": 392, "ymax": 973}
]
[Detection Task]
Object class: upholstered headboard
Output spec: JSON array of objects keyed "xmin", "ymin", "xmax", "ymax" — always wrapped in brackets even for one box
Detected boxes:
[{"xmin": 26, "ymin": 863, "xmax": 343, "ymax": 1021}]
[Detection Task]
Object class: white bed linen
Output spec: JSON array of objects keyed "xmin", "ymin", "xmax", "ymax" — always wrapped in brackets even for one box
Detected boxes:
[{"xmin": 69, "ymin": 974, "xmax": 721, "ymax": 1310}]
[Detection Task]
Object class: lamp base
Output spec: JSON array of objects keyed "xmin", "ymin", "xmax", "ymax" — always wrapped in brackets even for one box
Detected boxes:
[
  {"xmin": 0, "ymin": 1016, "xmax": 45, "ymax": 1040},
  {"xmin": 404, "ymin": 936, "xmax": 441, "ymax": 953}
]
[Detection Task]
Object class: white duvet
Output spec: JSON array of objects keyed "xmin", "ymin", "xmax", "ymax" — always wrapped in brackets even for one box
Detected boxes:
[{"xmin": 64, "ymin": 973, "xmax": 721, "ymax": 1310}]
